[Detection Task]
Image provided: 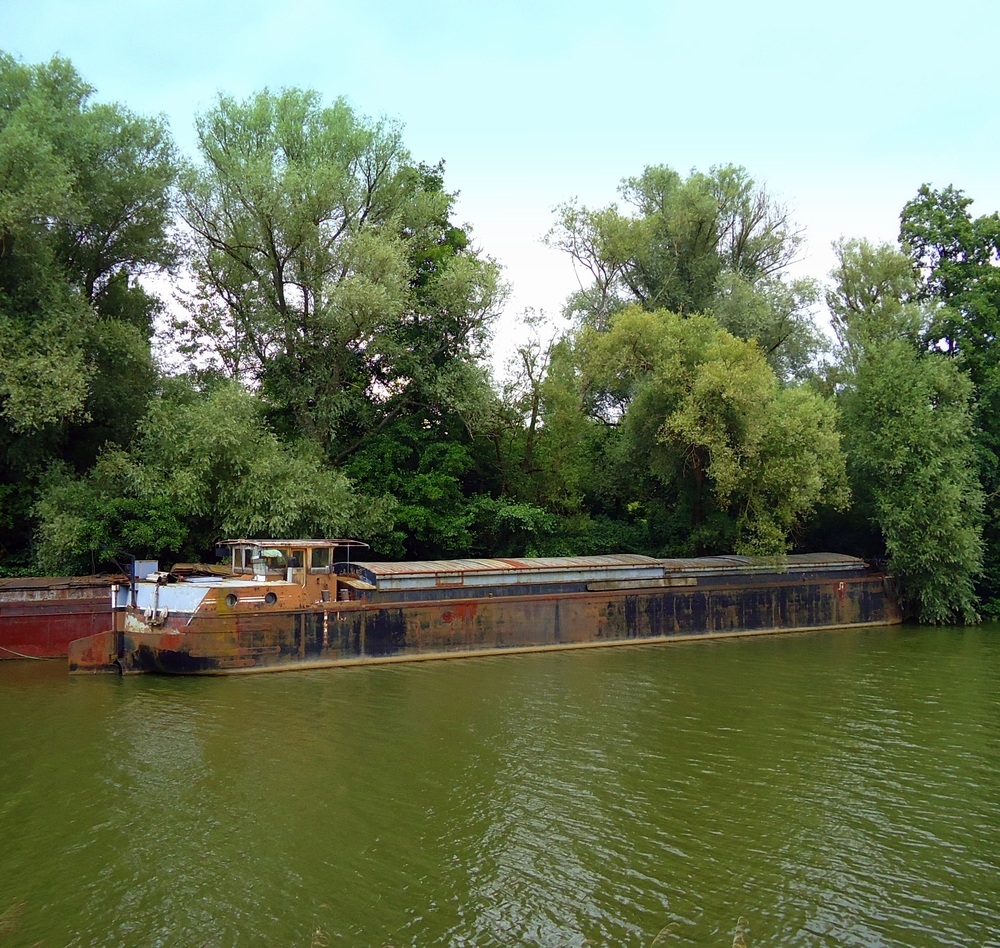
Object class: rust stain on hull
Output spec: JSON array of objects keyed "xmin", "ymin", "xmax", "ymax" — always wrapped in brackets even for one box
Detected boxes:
[
  {"xmin": 69, "ymin": 568, "xmax": 901, "ymax": 676},
  {"xmin": 1, "ymin": 577, "xmax": 122, "ymax": 659}
]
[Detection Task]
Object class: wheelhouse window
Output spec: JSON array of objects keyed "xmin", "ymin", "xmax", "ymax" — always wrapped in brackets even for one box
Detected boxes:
[
  {"xmin": 311, "ymin": 547, "xmax": 331, "ymax": 570},
  {"xmin": 230, "ymin": 546, "xmax": 255, "ymax": 573}
]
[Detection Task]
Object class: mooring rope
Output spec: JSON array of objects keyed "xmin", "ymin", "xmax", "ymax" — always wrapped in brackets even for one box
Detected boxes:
[{"xmin": 0, "ymin": 644, "xmax": 43, "ymax": 660}]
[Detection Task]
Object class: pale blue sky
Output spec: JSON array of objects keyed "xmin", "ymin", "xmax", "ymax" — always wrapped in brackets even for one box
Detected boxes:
[{"xmin": 4, "ymin": 0, "xmax": 998, "ymax": 353}]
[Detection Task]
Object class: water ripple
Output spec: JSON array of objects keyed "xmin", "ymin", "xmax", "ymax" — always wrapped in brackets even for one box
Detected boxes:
[{"xmin": 1, "ymin": 627, "xmax": 998, "ymax": 945}]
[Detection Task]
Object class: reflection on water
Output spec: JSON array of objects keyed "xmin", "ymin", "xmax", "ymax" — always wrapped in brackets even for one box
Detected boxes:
[{"xmin": 1, "ymin": 626, "xmax": 998, "ymax": 946}]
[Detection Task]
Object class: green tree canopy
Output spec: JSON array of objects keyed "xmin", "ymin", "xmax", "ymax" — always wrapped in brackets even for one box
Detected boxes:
[
  {"xmin": 828, "ymin": 238, "xmax": 984, "ymax": 623},
  {"xmin": 899, "ymin": 184, "xmax": 1000, "ymax": 611},
  {"xmin": 0, "ymin": 53, "xmax": 176, "ymax": 436},
  {"xmin": 33, "ymin": 380, "xmax": 395, "ymax": 573},
  {"xmin": 0, "ymin": 53, "xmax": 177, "ymax": 569},
  {"xmin": 827, "ymin": 237, "xmax": 926, "ymax": 375},
  {"xmin": 575, "ymin": 306, "xmax": 846, "ymax": 555},
  {"xmin": 547, "ymin": 164, "xmax": 824, "ymax": 379},
  {"xmin": 176, "ymin": 89, "xmax": 504, "ymax": 463},
  {"xmin": 900, "ymin": 184, "xmax": 1000, "ymax": 357}
]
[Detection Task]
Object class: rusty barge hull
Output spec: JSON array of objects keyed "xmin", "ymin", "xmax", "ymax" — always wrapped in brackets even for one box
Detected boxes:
[
  {"xmin": 0, "ymin": 576, "xmax": 121, "ymax": 659},
  {"xmin": 68, "ymin": 547, "xmax": 901, "ymax": 675}
]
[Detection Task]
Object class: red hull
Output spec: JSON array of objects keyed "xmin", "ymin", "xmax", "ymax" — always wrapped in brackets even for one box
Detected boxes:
[{"xmin": 0, "ymin": 577, "xmax": 119, "ymax": 659}]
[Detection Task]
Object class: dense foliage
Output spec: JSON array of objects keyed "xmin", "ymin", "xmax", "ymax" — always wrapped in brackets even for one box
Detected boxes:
[
  {"xmin": 0, "ymin": 51, "xmax": 995, "ymax": 623},
  {"xmin": 827, "ymin": 239, "xmax": 984, "ymax": 622},
  {"xmin": 0, "ymin": 54, "xmax": 177, "ymax": 571}
]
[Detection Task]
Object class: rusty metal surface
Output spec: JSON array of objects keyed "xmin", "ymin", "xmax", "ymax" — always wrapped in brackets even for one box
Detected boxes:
[
  {"xmin": 659, "ymin": 553, "xmax": 866, "ymax": 573},
  {"xmin": 348, "ymin": 556, "xmax": 665, "ymax": 590},
  {"xmin": 1, "ymin": 577, "xmax": 123, "ymax": 659},
  {"xmin": 354, "ymin": 554, "xmax": 661, "ymax": 575},
  {"xmin": 0, "ymin": 574, "xmax": 125, "ymax": 594},
  {"xmin": 348, "ymin": 553, "xmax": 867, "ymax": 578},
  {"xmin": 68, "ymin": 565, "xmax": 901, "ymax": 675},
  {"xmin": 342, "ymin": 553, "xmax": 871, "ymax": 593},
  {"xmin": 67, "ymin": 630, "xmax": 120, "ymax": 673}
]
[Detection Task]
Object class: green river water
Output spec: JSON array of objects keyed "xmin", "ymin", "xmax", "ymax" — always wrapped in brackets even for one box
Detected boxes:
[{"xmin": 1, "ymin": 625, "xmax": 998, "ymax": 946}]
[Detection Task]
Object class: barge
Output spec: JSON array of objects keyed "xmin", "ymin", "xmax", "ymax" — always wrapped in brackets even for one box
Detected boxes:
[
  {"xmin": 68, "ymin": 540, "xmax": 901, "ymax": 675},
  {"xmin": 1, "ymin": 574, "xmax": 125, "ymax": 660}
]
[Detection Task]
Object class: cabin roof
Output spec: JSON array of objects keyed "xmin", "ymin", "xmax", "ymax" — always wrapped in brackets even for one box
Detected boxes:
[{"xmin": 218, "ymin": 539, "xmax": 370, "ymax": 550}]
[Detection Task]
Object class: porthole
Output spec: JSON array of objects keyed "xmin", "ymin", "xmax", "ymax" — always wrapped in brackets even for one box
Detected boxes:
[
  {"xmin": 264, "ymin": 592, "xmax": 278, "ymax": 605},
  {"xmin": 225, "ymin": 593, "xmax": 238, "ymax": 607}
]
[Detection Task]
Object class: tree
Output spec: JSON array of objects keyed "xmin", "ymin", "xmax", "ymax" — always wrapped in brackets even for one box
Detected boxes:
[
  {"xmin": 478, "ymin": 313, "xmax": 618, "ymax": 555},
  {"xmin": 0, "ymin": 53, "xmax": 177, "ymax": 569},
  {"xmin": 176, "ymin": 89, "xmax": 504, "ymax": 464},
  {"xmin": 575, "ymin": 306, "xmax": 847, "ymax": 555},
  {"xmin": 547, "ymin": 164, "xmax": 824, "ymax": 379},
  {"xmin": 900, "ymin": 184, "xmax": 1000, "ymax": 357},
  {"xmin": 828, "ymin": 238, "xmax": 984, "ymax": 623},
  {"xmin": 899, "ymin": 185, "xmax": 1000, "ymax": 612},
  {"xmin": 841, "ymin": 342, "xmax": 983, "ymax": 624},
  {"xmin": 827, "ymin": 237, "xmax": 926, "ymax": 375},
  {"xmin": 33, "ymin": 380, "xmax": 395, "ymax": 573},
  {"xmin": 0, "ymin": 54, "xmax": 176, "ymax": 434}
]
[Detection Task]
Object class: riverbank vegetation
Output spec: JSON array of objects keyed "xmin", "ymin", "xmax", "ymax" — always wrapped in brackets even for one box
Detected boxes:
[{"xmin": 1, "ymin": 53, "xmax": 996, "ymax": 623}]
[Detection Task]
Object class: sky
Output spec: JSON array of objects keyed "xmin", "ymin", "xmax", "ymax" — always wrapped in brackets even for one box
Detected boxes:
[{"xmin": 3, "ymin": 0, "xmax": 998, "ymax": 363}]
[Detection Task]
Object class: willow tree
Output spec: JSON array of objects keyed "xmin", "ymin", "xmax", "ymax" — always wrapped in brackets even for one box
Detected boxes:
[
  {"xmin": 575, "ymin": 306, "xmax": 847, "ymax": 556},
  {"xmin": 898, "ymin": 185, "xmax": 1000, "ymax": 612},
  {"xmin": 828, "ymin": 238, "xmax": 984, "ymax": 624},
  {"xmin": 33, "ymin": 380, "xmax": 395, "ymax": 574},
  {"xmin": 547, "ymin": 164, "xmax": 824, "ymax": 380},
  {"xmin": 176, "ymin": 89, "xmax": 504, "ymax": 464}
]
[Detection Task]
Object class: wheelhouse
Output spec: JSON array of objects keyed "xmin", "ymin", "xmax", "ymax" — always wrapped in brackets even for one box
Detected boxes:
[{"xmin": 218, "ymin": 539, "xmax": 370, "ymax": 584}]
